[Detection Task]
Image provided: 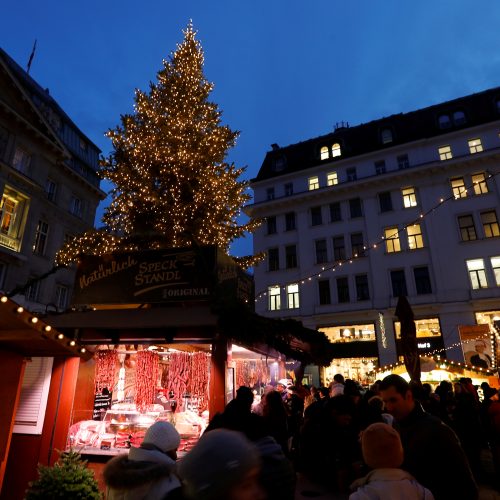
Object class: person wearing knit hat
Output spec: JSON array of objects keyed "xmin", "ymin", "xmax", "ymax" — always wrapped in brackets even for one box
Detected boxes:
[
  {"xmin": 104, "ymin": 421, "xmax": 182, "ymax": 500},
  {"xmin": 349, "ymin": 423, "xmax": 434, "ymax": 500},
  {"xmin": 178, "ymin": 429, "xmax": 265, "ymax": 500}
]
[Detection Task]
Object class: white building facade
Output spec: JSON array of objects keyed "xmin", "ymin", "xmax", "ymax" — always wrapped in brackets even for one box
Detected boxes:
[{"xmin": 248, "ymin": 88, "xmax": 500, "ymax": 384}]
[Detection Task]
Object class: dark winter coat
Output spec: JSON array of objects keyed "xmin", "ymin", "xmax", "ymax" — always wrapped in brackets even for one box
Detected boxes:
[
  {"xmin": 396, "ymin": 403, "xmax": 478, "ymax": 500},
  {"xmin": 104, "ymin": 447, "xmax": 182, "ymax": 500}
]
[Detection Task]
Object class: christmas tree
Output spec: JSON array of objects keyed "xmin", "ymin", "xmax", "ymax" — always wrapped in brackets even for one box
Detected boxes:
[
  {"xmin": 25, "ymin": 450, "xmax": 101, "ymax": 499},
  {"xmin": 57, "ymin": 22, "xmax": 260, "ymax": 267}
]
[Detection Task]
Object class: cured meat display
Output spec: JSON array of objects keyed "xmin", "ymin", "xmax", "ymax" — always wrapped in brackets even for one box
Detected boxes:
[
  {"xmin": 94, "ymin": 349, "xmax": 118, "ymax": 393},
  {"xmin": 135, "ymin": 350, "xmax": 159, "ymax": 412},
  {"xmin": 235, "ymin": 359, "xmax": 270, "ymax": 389}
]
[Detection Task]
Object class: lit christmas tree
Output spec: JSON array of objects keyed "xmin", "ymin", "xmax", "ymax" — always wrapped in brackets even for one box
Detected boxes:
[{"xmin": 57, "ymin": 22, "xmax": 260, "ymax": 267}]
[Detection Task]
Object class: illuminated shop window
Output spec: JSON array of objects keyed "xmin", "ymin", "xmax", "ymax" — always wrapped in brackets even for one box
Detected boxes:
[
  {"xmin": 472, "ymin": 173, "xmax": 488, "ymax": 195},
  {"xmin": 439, "ymin": 145, "xmax": 453, "ymax": 161},
  {"xmin": 287, "ymin": 283, "xmax": 299, "ymax": 309},
  {"xmin": 402, "ymin": 187, "xmax": 417, "ymax": 208},
  {"xmin": 466, "ymin": 259, "xmax": 488, "ymax": 289},
  {"xmin": 319, "ymin": 324, "xmax": 376, "ymax": 343},
  {"xmin": 468, "ymin": 138, "xmax": 483, "ymax": 154},
  {"xmin": 327, "ymin": 172, "xmax": 338, "ymax": 186},
  {"xmin": 268, "ymin": 285, "xmax": 281, "ymax": 311},
  {"xmin": 407, "ymin": 223, "xmax": 424, "ymax": 249},
  {"xmin": 324, "ymin": 357, "xmax": 379, "ymax": 386},
  {"xmin": 395, "ymin": 318, "xmax": 441, "ymax": 339},
  {"xmin": 331, "ymin": 143, "xmax": 341, "ymax": 157},
  {"xmin": 384, "ymin": 227, "xmax": 401, "ymax": 253},
  {"xmin": 320, "ymin": 146, "xmax": 329, "ymax": 160},
  {"xmin": 451, "ymin": 177, "xmax": 467, "ymax": 199},
  {"xmin": 308, "ymin": 176, "xmax": 319, "ymax": 190}
]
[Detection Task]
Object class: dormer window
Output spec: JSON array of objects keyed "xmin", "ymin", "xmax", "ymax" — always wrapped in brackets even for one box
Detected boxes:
[
  {"xmin": 273, "ymin": 156, "xmax": 286, "ymax": 172},
  {"xmin": 320, "ymin": 146, "xmax": 329, "ymax": 160},
  {"xmin": 381, "ymin": 128, "xmax": 393, "ymax": 144},
  {"xmin": 331, "ymin": 143, "xmax": 341, "ymax": 157},
  {"xmin": 438, "ymin": 114, "xmax": 451, "ymax": 129},
  {"xmin": 453, "ymin": 110, "xmax": 466, "ymax": 125}
]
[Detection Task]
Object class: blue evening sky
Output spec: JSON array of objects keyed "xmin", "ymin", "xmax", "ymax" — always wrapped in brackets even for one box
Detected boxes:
[{"xmin": 3, "ymin": 1, "xmax": 500, "ymax": 258}]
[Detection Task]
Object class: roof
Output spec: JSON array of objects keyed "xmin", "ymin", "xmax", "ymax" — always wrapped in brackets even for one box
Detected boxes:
[{"xmin": 254, "ymin": 86, "xmax": 500, "ymax": 182}]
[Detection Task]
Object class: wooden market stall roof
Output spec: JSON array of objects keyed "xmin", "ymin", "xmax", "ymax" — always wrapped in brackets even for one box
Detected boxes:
[{"xmin": 0, "ymin": 295, "xmax": 90, "ymax": 358}]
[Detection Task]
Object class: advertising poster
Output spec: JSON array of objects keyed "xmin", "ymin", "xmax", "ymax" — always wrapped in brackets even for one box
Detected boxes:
[{"xmin": 458, "ymin": 324, "xmax": 493, "ymax": 369}]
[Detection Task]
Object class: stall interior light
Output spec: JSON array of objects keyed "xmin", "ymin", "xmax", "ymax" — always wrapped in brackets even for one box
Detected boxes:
[
  {"xmin": 16, "ymin": 306, "xmax": 24, "ymax": 313},
  {"xmin": 80, "ymin": 347, "xmax": 86, "ymax": 353},
  {"xmin": 44, "ymin": 325, "xmax": 52, "ymax": 332},
  {"xmin": 0, "ymin": 295, "xmax": 8, "ymax": 303},
  {"xmin": 57, "ymin": 333, "xmax": 65, "ymax": 340},
  {"xmin": 69, "ymin": 340, "xmax": 76, "ymax": 347},
  {"xmin": 30, "ymin": 317, "xmax": 39, "ymax": 324}
]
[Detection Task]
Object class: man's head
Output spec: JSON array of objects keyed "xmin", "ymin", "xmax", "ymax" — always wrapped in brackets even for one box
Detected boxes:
[
  {"xmin": 475, "ymin": 340, "xmax": 487, "ymax": 353},
  {"xmin": 379, "ymin": 374, "xmax": 415, "ymax": 421},
  {"xmin": 333, "ymin": 373, "xmax": 345, "ymax": 384}
]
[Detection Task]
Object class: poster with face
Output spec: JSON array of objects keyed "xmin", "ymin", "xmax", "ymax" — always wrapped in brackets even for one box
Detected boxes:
[{"xmin": 459, "ymin": 325, "xmax": 493, "ymax": 369}]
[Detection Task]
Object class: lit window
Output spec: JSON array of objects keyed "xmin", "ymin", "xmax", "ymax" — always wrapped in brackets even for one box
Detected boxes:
[
  {"xmin": 438, "ymin": 114, "xmax": 451, "ymax": 129},
  {"xmin": 458, "ymin": 215, "xmax": 477, "ymax": 241},
  {"xmin": 395, "ymin": 318, "xmax": 441, "ymax": 339},
  {"xmin": 284, "ymin": 183, "xmax": 293, "ymax": 196},
  {"xmin": 331, "ymin": 143, "xmax": 341, "ymax": 157},
  {"xmin": 414, "ymin": 267, "xmax": 432, "ymax": 294},
  {"xmin": 468, "ymin": 138, "xmax": 483, "ymax": 154},
  {"xmin": 55, "ymin": 285, "xmax": 69, "ymax": 310},
  {"xmin": 481, "ymin": 210, "xmax": 500, "ymax": 238},
  {"xmin": 33, "ymin": 220, "xmax": 49, "ymax": 255},
  {"xmin": 355, "ymin": 275, "xmax": 370, "ymax": 301},
  {"xmin": 346, "ymin": 167, "xmax": 357, "ymax": 182},
  {"xmin": 311, "ymin": 206, "xmax": 323, "ymax": 226},
  {"xmin": 266, "ymin": 187, "xmax": 275, "ymax": 200},
  {"xmin": 315, "ymin": 239, "xmax": 328, "ymax": 264},
  {"xmin": 439, "ymin": 145, "xmax": 453, "ymax": 161},
  {"xmin": 287, "ymin": 283, "xmax": 299, "ymax": 309},
  {"xmin": 381, "ymin": 129, "xmax": 393, "ymax": 144},
  {"xmin": 268, "ymin": 248, "xmax": 279, "ymax": 271},
  {"xmin": 472, "ymin": 173, "xmax": 488, "ymax": 195},
  {"xmin": 285, "ymin": 245, "xmax": 297, "ymax": 268},
  {"xmin": 385, "ymin": 227, "xmax": 401, "ymax": 253},
  {"xmin": 0, "ymin": 187, "xmax": 29, "ymax": 252},
  {"xmin": 453, "ymin": 110, "xmax": 466, "ymax": 125},
  {"xmin": 45, "ymin": 180, "xmax": 57, "ymax": 202},
  {"xmin": 12, "ymin": 146, "xmax": 31, "ymax": 174},
  {"xmin": 491, "ymin": 256, "xmax": 500, "ymax": 286},
  {"xmin": 467, "ymin": 259, "xmax": 488, "ymax": 289},
  {"xmin": 402, "ymin": 187, "xmax": 417, "ymax": 208},
  {"xmin": 327, "ymin": 172, "xmax": 338, "ymax": 186},
  {"xmin": 451, "ymin": 178, "xmax": 467, "ymax": 199},
  {"xmin": 375, "ymin": 160, "xmax": 386, "ymax": 175},
  {"xmin": 320, "ymin": 146, "xmax": 329, "ymax": 160},
  {"xmin": 268, "ymin": 285, "xmax": 281, "ymax": 310},
  {"xmin": 397, "ymin": 154, "xmax": 409, "ymax": 170},
  {"xmin": 308, "ymin": 176, "xmax": 319, "ymax": 190},
  {"xmin": 407, "ymin": 223, "xmax": 424, "ymax": 249}
]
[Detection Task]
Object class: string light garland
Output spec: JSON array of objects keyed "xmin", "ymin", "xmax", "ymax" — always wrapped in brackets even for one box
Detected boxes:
[
  {"xmin": 56, "ymin": 21, "xmax": 262, "ymax": 269},
  {"xmin": 254, "ymin": 170, "xmax": 500, "ymax": 302}
]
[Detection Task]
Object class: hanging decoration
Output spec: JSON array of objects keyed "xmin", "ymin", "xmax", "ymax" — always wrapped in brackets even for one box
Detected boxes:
[
  {"xmin": 135, "ymin": 350, "xmax": 159, "ymax": 412},
  {"xmin": 94, "ymin": 349, "xmax": 118, "ymax": 393}
]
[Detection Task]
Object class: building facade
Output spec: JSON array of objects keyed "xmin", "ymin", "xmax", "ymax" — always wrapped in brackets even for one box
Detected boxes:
[
  {"xmin": 0, "ymin": 48, "xmax": 105, "ymax": 312},
  {"xmin": 248, "ymin": 87, "xmax": 500, "ymax": 385}
]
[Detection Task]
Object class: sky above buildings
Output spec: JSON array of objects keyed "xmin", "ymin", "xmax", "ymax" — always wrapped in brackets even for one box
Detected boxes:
[{"xmin": 3, "ymin": 1, "xmax": 500, "ymax": 258}]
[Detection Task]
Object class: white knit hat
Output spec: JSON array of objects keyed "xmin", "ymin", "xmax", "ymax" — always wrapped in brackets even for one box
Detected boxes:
[{"xmin": 142, "ymin": 421, "xmax": 180, "ymax": 452}]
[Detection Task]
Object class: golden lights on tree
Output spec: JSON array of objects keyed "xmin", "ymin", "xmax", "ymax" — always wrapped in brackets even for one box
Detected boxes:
[{"xmin": 57, "ymin": 22, "xmax": 261, "ymax": 267}]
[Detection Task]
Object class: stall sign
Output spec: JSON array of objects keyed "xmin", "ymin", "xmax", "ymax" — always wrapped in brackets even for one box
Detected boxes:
[
  {"xmin": 92, "ymin": 392, "xmax": 112, "ymax": 421},
  {"xmin": 73, "ymin": 247, "xmax": 217, "ymax": 305}
]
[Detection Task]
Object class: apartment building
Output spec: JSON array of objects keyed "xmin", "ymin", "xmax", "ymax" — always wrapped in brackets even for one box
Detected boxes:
[
  {"xmin": 0, "ymin": 48, "xmax": 105, "ymax": 312},
  {"xmin": 248, "ymin": 87, "xmax": 500, "ymax": 383}
]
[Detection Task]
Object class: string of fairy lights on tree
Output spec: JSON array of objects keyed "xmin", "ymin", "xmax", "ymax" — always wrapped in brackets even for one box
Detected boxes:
[
  {"xmin": 254, "ymin": 169, "xmax": 500, "ymax": 303},
  {"xmin": 56, "ymin": 21, "xmax": 261, "ymax": 269}
]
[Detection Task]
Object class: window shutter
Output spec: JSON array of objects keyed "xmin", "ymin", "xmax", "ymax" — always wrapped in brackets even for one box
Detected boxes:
[{"xmin": 14, "ymin": 357, "xmax": 53, "ymax": 434}]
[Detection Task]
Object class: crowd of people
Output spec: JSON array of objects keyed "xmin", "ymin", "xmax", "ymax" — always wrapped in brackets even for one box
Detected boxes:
[{"xmin": 103, "ymin": 374, "xmax": 500, "ymax": 499}]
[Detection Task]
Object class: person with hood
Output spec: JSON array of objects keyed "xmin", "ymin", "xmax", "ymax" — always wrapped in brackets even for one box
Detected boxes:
[
  {"xmin": 103, "ymin": 421, "xmax": 183, "ymax": 499},
  {"xmin": 350, "ymin": 422, "xmax": 434, "ymax": 499}
]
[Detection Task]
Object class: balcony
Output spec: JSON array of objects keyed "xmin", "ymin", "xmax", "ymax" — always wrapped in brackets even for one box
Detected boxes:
[{"xmin": 0, "ymin": 233, "xmax": 21, "ymax": 252}]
